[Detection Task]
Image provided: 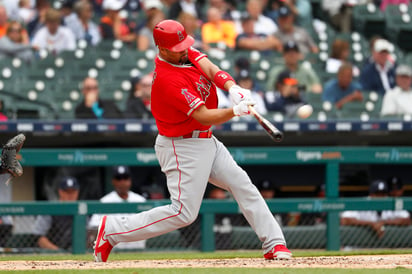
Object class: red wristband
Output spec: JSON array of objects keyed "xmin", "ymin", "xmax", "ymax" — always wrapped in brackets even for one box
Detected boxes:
[{"xmin": 213, "ymin": 71, "xmax": 235, "ymax": 90}]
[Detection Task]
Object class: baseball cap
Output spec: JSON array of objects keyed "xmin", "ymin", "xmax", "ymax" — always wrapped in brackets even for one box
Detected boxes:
[
  {"xmin": 283, "ymin": 40, "xmax": 299, "ymax": 53},
  {"xmin": 102, "ymin": 0, "xmax": 127, "ymax": 11},
  {"xmin": 387, "ymin": 176, "xmax": 403, "ymax": 191},
  {"xmin": 257, "ymin": 179, "xmax": 275, "ymax": 191},
  {"xmin": 236, "ymin": 69, "xmax": 252, "ymax": 82},
  {"xmin": 279, "ymin": 6, "xmax": 292, "ymax": 17},
  {"xmin": 235, "ymin": 57, "xmax": 250, "ymax": 71},
  {"xmin": 144, "ymin": 0, "xmax": 163, "ymax": 10},
  {"xmin": 374, "ymin": 39, "xmax": 391, "ymax": 52},
  {"xmin": 276, "ymin": 70, "xmax": 298, "ymax": 86},
  {"xmin": 369, "ymin": 179, "xmax": 388, "ymax": 194},
  {"xmin": 59, "ymin": 176, "xmax": 79, "ymax": 190},
  {"xmin": 112, "ymin": 165, "xmax": 131, "ymax": 180},
  {"xmin": 396, "ymin": 64, "xmax": 412, "ymax": 77}
]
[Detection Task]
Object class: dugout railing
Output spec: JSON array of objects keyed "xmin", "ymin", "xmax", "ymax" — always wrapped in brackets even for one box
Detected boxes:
[
  {"xmin": 3, "ymin": 146, "xmax": 412, "ymax": 253},
  {"xmin": 0, "ymin": 198, "xmax": 412, "ymax": 254}
]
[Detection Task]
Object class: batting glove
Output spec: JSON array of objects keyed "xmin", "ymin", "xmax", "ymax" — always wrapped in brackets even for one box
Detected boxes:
[
  {"xmin": 229, "ymin": 84, "xmax": 252, "ymax": 105},
  {"xmin": 233, "ymin": 99, "xmax": 256, "ymax": 116}
]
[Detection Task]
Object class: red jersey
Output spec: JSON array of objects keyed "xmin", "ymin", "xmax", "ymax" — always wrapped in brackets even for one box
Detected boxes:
[{"xmin": 151, "ymin": 57, "xmax": 218, "ymax": 137}]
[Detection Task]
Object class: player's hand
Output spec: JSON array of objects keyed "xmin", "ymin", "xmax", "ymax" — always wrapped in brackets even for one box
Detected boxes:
[
  {"xmin": 233, "ymin": 99, "xmax": 256, "ymax": 116},
  {"xmin": 229, "ymin": 84, "xmax": 252, "ymax": 105}
]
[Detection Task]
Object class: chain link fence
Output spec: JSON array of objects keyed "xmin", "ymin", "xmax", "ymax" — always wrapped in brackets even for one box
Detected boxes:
[{"xmin": 1, "ymin": 210, "xmax": 411, "ymax": 253}]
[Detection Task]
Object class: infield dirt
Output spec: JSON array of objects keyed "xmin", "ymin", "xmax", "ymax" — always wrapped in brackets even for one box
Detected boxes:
[{"xmin": 0, "ymin": 254, "xmax": 411, "ymax": 270}]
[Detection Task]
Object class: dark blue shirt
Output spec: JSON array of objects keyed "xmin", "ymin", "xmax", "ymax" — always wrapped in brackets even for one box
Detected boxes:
[{"xmin": 359, "ymin": 62, "xmax": 396, "ymax": 94}]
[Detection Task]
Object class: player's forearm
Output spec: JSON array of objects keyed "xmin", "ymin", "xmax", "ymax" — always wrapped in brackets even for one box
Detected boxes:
[
  {"xmin": 37, "ymin": 236, "xmax": 59, "ymax": 250},
  {"xmin": 384, "ymin": 218, "xmax": 411, "ymax": 226},
  {"xmin": 192, "ymin": 105, "xmax": 235, "ymax": 125},
  {"xmin": 197, "ymin": 58, "xmax": 235, "ymax": 90}
]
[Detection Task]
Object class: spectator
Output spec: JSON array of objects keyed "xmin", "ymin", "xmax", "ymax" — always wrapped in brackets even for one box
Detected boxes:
[
  {"xmin": 26, "ymin": 0, "xmax": 51, "ymax": 38},
  {"xmin": 387, "ymin": 176, "xmax": 405, "ymax": 197},
  {"xmin": 17, "ymin": 0, "xmax": 36, "ymax": 24},
  {"xmin": 235, "ymin": 14, "xmax": 282, "ymax": 52},
  {"xmin": 177, "ymin": 12, "xmax": 204, "ymax": 50},
  {"xmin": 136, "ymin": 0, "xmax": 165, "ymax": 32},
  {"xmin": 169, "ymin": 0, "xmax": 204, "ymax": 21},
  {"xmin": 326, "ymin": 38, "xmax": 360, "ymax": 76},
  {"xmin": 125, "ymin": 73, "xmax": 153, "ymax": 119},
  {"xmin": 99, "ymin": 0, "xmax": 137, "ymax": 43},
  {"xmin": 0, "ymin": 4, "xmax": 9, "ymax": 38},
  {"xmin": 236, "ymin": 70, "xmax": 267, "ymax": 115},
  {"xmin": 274, "ymin": 5, "xmax": 318, "ymax": 55},
  {"xmin": 32, "ymin": 176, "xmax": 80, "ymax": 250},
  {"xmin": 137, "ymin": 9, "xmax": 165, "ymax": 51},
  {"xmin": 0, "ymin": 21, "xmax": 34, "ymax": 63},
  {"xmin": 31, "ymin": 8, "xmax": 76, "ymax": 55},
  {"xmin": 360, "ymin": 38, "xmax": 396, "ymax": 95},
  {"xmin": 381, "ymin": 64, "xmax": 412, "ymax": 117},
  {"xmin": 266, "ymin": 40, "xmax": 322, "ymax": 93},
  {"xmin": 321, "ymin": 0, "xmax": 357, "ymax": 33},
  {"xmin": 209, "ymin": 0, "xmax": 240, "ymax": 21},
  {"xmin": 239, "ymin": 0, "xmax": 278, "ymax": 36},
  {"xmin": 265, "ymin": 70, "xmax": 309, "ymax": 117},
  {"xmin": 380, "ymin": 0, "xmax": 410, "ymax": 11},
  {"xmin": 341, "ymin": 179, "xmax": 411, "ymax": 239},
  {"xmin": 88, "ymin": 166, "xmax": 146, "ymax": 250},
  {"xmin": 66, "ymin": 0, "xmax": 102, "ymax": 46},
  {"xmin": 323, "ymin": 63, "xmax": 364, "ymax": 110},
  {"xmin": 60, "ymin": 0, "xmax": 77, "ymax": 27},
  {"xmin": 201, "ymin": 7, "xmax": 237, "ymax": 49},
  {"xmin": 75, "ymin": 77, "xmax": 123, "ymax": 119},
  {"xmin": 0, "ymin": 99, "xmax": 7, "ymax": 121}
]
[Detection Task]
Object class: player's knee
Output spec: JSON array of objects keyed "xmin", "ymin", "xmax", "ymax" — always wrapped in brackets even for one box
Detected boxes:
[{"xmin": 178, "ymin": 210, "xmax": 198, "ymax": 226}]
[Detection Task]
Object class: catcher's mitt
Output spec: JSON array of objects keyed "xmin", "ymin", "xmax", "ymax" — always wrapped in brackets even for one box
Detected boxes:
[{"xmin": 1, "ymin": 134, "xmax": 26, "ymax": 177}]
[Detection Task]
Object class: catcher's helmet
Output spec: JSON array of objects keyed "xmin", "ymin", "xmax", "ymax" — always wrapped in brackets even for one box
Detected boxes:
[{"xmin": 153, "ymin": 20, "xmax": 194, "ymax": 52}]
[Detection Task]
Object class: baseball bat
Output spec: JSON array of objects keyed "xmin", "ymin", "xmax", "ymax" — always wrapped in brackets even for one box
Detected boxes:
[{"xmin": 249, "ymin": 106, "xmax": 283, "ymax": 142}]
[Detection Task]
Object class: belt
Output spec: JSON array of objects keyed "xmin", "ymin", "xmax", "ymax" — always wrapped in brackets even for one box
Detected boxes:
[{"xmin": 181, "ymin": 129, "xmax": 212, "ymax": 139}]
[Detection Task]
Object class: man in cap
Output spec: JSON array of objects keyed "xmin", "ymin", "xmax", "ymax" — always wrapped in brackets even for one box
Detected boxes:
[
  {"xmin": 93, "ymin": 19, "xmax": 291, "ymax": 262},
  {"xmin": 274, "ymin": 5, "xmax": 318, "ymax": 55},
  {"xmin": 33, "ymin": 176, "xmax": 80, "ymax": 250},
  {"xmin": 265, "ymin": 70, "xmax": 308, "ymax": 117},
  {"xmin": 381, "ymin": 64, "xmax": 412, "ymax": 116},
  {"xmin": 387, "ymin": 176, "xmax": 405, "ymax": 198},
  {"xmin": 266, "ymin": 40, "xmax": 322, "ymax": 93},
  {"xmin": 323, "ymin": 63, "xmax": 364, "ymax": 110},
  {"xmin": 88, "ymin": 166, "xmax": 146, "ymax": 250},
  {"xmin": 360, "ymin": 38, "xmax": 396, "ymax": 95},
  {"xmin": 341, "ymin": 179, "xmax": 411, "ymax": 239}
]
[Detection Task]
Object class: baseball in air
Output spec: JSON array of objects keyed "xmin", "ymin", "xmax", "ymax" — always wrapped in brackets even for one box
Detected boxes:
[{"xmin": 297, "ymin": 104, "xmax": 313, "ymax": 119}]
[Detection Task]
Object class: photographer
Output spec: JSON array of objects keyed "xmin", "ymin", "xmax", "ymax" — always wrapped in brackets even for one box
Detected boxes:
[{"xmin": 264, "ymin": 70, "xmax": 308, "ymax": 118}]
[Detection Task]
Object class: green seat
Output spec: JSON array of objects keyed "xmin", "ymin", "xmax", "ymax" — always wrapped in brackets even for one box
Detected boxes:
[{"xmin": 352, "ymin": 4, "xmax": 386, "ymax": 39}]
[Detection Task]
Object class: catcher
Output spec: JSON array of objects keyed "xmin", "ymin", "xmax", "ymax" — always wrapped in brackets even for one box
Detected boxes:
[{"xmin": 0, "ymin": 134, "xmax": 26, "ymax": 185}]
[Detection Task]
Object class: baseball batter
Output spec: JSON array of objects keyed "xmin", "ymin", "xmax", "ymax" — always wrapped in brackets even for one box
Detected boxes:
[{"xmin": 94, "ymin": 20, "xmax": 291, "ymax": 262}]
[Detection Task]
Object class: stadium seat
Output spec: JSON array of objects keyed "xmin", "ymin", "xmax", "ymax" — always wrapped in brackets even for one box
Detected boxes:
[{"xmin": 352, "ymin": 4, "xmax": 386, "ymax": 39}]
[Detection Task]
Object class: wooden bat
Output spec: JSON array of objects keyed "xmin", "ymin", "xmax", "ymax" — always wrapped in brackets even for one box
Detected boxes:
[{"xmin": 249, "ymin": 106, "xmax": 283, "ymax": 142}]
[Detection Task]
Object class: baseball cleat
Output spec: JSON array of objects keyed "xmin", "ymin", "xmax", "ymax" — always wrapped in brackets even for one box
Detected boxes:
[
  {"xmin": 93, "ymin": 216, "xmax": 113, "ymax": 262},
  {"xmin": 264, "ymin": 244, "xmax": 292, "ymax": 260}
]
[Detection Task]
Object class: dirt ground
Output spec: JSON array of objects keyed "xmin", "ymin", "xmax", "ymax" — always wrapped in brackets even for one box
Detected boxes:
[{"xmin": 0, "ymin": 254, "xmax": 411, "ymax": 270}]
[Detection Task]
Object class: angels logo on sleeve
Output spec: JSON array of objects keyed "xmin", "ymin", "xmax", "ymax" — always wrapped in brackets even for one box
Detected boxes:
[
  {"xmin": 181, "ymin": 88, "xmax": 201, "ymax": 108},
  {"xmin": 196, "ymin": 76, "xmax": 211, "ymax": 101}
]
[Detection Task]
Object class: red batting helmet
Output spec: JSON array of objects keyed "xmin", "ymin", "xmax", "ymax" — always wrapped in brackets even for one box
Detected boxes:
[{"xmin": 153, "ymin": 20, "xmax": 194, "ymax": 52}]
